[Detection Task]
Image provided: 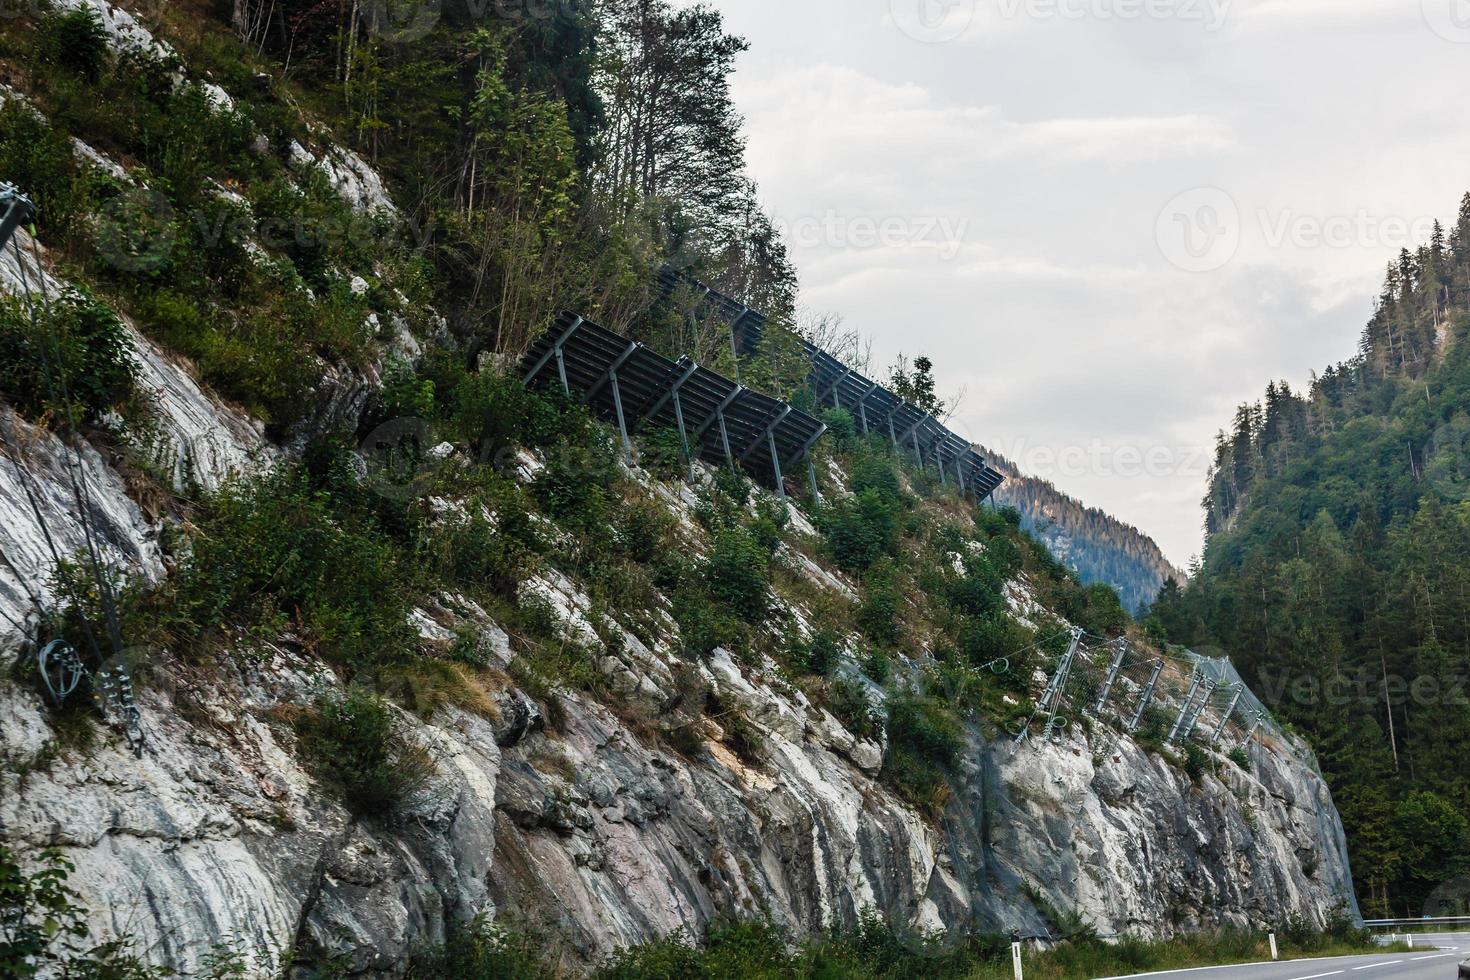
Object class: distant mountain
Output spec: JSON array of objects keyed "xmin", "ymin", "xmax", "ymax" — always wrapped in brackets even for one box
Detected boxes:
[{"xmin": 982, "ymin": 450, "xmax": 1187, "ymax": 614}]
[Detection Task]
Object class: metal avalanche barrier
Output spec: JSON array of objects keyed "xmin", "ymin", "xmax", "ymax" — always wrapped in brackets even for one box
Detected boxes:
[
  {"xmin": 657, "ymin": 266, "xmax": 1004, "ymax": 503},
  {"xmin": 521, "ymin": 311, "xmax": 828, "ymax": 499}
]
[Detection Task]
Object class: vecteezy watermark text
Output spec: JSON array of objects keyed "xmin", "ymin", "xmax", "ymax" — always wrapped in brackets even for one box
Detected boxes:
[
  {"xmin": 1157, "ymin": 187, "xmax": 1444, "ymax": 272},
  {"xmin": 887, "ymin": 0, "xmax": 1230, "ymax": 44},
  {"xmin": 776, "ymin": 212, "xmax": 970, "ymax": 260}
]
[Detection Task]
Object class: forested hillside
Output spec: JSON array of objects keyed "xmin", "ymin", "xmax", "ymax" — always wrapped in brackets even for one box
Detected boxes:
[
  {"xmin": 987, "ymin": 452, "xmax": 1186, "ymax": 614},
  {"xmin": 1150, "ymin": 204, "xmax": 1470, "ymax": 917}
]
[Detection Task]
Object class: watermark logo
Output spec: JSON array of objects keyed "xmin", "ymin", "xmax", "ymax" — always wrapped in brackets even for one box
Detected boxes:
[
  {"xmin": 359, "ymin": 417, "xmax": 444, "ymax": 502},
  {"xmin": 1422, "ymin": 0, "xmax": 1470, "ymax": 43},
  {"xmin": 95, "ymin": 188, "xmax": 176, "ymax": 274},
  {"xmin": 1423, "ymin": 876, "xmax": 1470, "ymax": 917},
  {"xmin": 1426, "ymin": 415, "xmax": 1470, "ymax": 501},
  {"xmin": 363, "ymin": 0, "xmax": 442, "ymax": 43},
  {"xmin": 1156, "ymin": 187, "xmax": 1240, "ymax": 273},
  {"xmin": 888, "ymin": 0, "xmax": 977, "ymax": 43}
]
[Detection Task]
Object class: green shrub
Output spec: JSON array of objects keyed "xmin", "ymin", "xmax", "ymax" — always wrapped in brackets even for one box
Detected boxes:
[
  {"xmin": 862, "ymin": 649, "xmax": 892, "ymax": 684},
  {"xmin": 1227, "ymin": 745, "xmax": 1252, "ymax": 771},
  {"xmin": 637, "ymin": 426, "xmax": 686, "ymax": 481},
  {"xmin": 819, "ymin": 488, "xmax": 900, "ymax": 573},
  {"xmin": 615, "ymin": 499, "xmax": 671, "ymax": 565},
  {"xmin": 408, "ymin": 917, "xmax": 552, "ymax": 980},
  {"xmin": 534, "ymin": 432, "xmax": 619, "ymax": 536},
  {"xmin": 35, "ymin": 8, "xmax": 109, "ymax": 83},
  {"xmin": 830, "ymin": 676, "xmax": 880, "ymax": 740},
  {"xmin": 942, "ymin": 550, "xmax": 1006, "ymax": 618},
  {"xmin": 722, "ymin": 711, "xmax": 765, "ymax": 766},
  {"xmin": 670, "ymin": 584, "xmax": 744, "ymax": 658},
  {"xmin": 0, "ymin": 286, "xmax": 138, "ymax": 425},
  {"xmin": 426, "ymin": 483, "xmax": 544, "ymax": 596},
  {"xmin": 748, "ymin": 497, "xmax": 788, "ymax": 554},
  {"xmin": 598, "ymin": 919, "xmax": 791, "ymax": 980},
  {"xmin": 848, "ymin": 454, "xmax": 906, "ymax": 506},
  {"xmin": 791, "ymin": 627, "xmax": 842, "ymax": 676},
  {"xmin": 883, "ymin": 691, "xmax": 964, "ymax": 811},
  {"xmin": 713, "ymin": 465, "xmax": 751, "ymax": 508},
  {"xmin": 821, "ymin": 406, "xmax": 856, "ymax": 441},
  {"xmin": 1182, "ymin": 741, "xmax": 1210, "ymax": 783},
  {"xmin": 856, "ymin": 563, "xmax": 901, "ymax": 646},
  {"xmin": 0, "ymin": 844, "xmax": 167, "ymax": 979},
  {"xmin": 296, "ymin": 687, "xmax": 435, "ymax": 816},
  {"xmin": 161, "ymin": 467, "xmax": 415, "ymax": 668},
  {"xmin": 702, "ymin": 527, "xmax": 771, "ymax": 624}
]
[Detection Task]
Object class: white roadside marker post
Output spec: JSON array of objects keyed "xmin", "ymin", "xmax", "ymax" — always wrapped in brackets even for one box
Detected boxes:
[
  {"xmin": 1012, "ymin": 940, "xmax": 1024, "ymax": 980},
  {"xmin": 1268, "ymin": 933, "xmax": 1278, "ymax": 960}
]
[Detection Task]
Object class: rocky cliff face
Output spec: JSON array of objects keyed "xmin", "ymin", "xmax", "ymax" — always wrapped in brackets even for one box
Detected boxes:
[
  {"xmin": 0, "ymin": 567, "xmax": 1357, "ymax": 975},
  {"xmin": 0, "ymin": 343, "xmax": 1357, "ymax": 974}
]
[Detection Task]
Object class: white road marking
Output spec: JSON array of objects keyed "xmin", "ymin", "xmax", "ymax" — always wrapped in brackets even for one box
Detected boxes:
[
  {"xmin": 1409, "ymin": 953, "xmax": 1455, "ymax": 961},
  {"xmin": 1288, "ymin": 972, "xmax": 1344, "ymax": 980},
  {"xmin": 1352, "ymin": 963, "xmax": 1401, "ymax": 971}
]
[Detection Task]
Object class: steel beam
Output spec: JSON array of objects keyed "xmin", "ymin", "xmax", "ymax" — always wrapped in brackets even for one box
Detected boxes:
[
  {"xmin": 717, "ymin": 411, "xmax": 734, "ymax": 467},
  {"xmin": 691, "ymin": 385, "xmax": 745, "ymax": 446},
  {"xmin": 633, "ymin": 358, "xmax": 699, "ymax": 433},
  {"xmin": 1168, "ymin": 674, "xmax": 1203, "ymax": 743},
  {"xmin": 522, "ymin": 316, "xmax": 583, "ymax": 385},
  {"xmin": 738, "ymin": 405, "xmax": 792, "ymax": 463},
  {"xmin": 0, "ymin": 184, "xmax": 36, "ymax": 254},
  {"xmin": 788, "ymin": 423, "xmax": 828, "ymax": 469},
  {"xmin": 586, "ymin": 341, "xmax": 639, "ymax": 402},
  {"xmin": 819, "ymin": 367, "xmax": 853, "ymax": 408}
]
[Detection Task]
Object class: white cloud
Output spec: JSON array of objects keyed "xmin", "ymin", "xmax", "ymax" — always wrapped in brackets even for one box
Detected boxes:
[
  {"xmin": 739, "ymin": 65, "xmax": 1234, "ymax": 173},
  {"xmin": 717, "ymin": 0, "xmax": 1470, "ymax": 566}
]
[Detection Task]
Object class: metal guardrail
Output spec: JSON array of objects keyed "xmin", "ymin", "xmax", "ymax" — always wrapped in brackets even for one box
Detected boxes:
[{"xmin": 1363, "ymin": 916, "xmax": 1470, "ymax": 927}]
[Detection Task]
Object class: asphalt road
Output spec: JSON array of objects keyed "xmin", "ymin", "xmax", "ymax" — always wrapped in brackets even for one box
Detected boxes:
[{"xmin": 1093, "ymin": 934, "xmax": 1468, "ymax": 980}]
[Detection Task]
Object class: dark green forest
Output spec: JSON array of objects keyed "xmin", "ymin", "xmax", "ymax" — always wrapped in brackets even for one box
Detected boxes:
[{"xmin": 1148, "ymin": 206, "xmax": 1470, "ymax": 917}]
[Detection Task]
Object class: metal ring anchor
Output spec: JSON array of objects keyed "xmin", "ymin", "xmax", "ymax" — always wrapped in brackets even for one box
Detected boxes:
[{"xmin": 37, "ymin": 640, "xmax": 85, "ymax": 705}]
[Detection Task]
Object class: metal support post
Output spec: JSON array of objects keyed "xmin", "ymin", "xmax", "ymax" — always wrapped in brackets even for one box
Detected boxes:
[
  {"xmin": 717, "ymin": 411, "xmax": 734, "ymax": 468},
  {"xmin": 1127, "ymin": 659, "xmax": 1166, "ymax": 732},
  {"xmin": 1174, "ymin": 680, "xmax": 1215, "ymax": 743},
  {"xmin": 808, "ymin": 456, "xmax": 821, "ymax": 505},
  {"xmin": 1211, "ymin": 686, "xmax": 1244, "ymax": 745},
  {"xmin": 0, "ymin": 183, "xmax": 36, "ymax": 254},
  {"xmin": 1167, "ymin": 673, "xmax": 1203, "ymax": 743},
  {"xmin": 634, "ymin": 358, "xmax": 699, "ymax": 433},
  {"xmin": 691, "ymin": 385, "xmax": 744, "ymax": 445},
  {"xmin": 672, "ymin": 389, "xmax": 693, "ymax": 482},
  {"xmin": 1094, "ymin": 639, "xmax": 1128, "ymax": 714},
  {"xmin": 768, "ymin": 430, "xmax": 786, "ymax": 500},
  {"xmin": 610, "ymin": 372, "xmax": 632, "ymax": 461},
  {"xmin": 1035, "ymin": 629, "xmax": 1082, "ymax": 717},
  {"xmin": 587, "ymin": 341, "xmax": 639, "ymax": 402}
]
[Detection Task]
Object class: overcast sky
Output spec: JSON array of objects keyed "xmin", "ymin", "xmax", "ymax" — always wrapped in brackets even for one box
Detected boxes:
[{"xmin": 709, "ymin": 0, "xmax": 1470, "ymax": 568}]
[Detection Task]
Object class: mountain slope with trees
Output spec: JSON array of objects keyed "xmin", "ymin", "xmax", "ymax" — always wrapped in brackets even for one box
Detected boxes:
[{"xmin": 1149, "ymin": 203, "xmax": 1470, "ymax": 917}]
